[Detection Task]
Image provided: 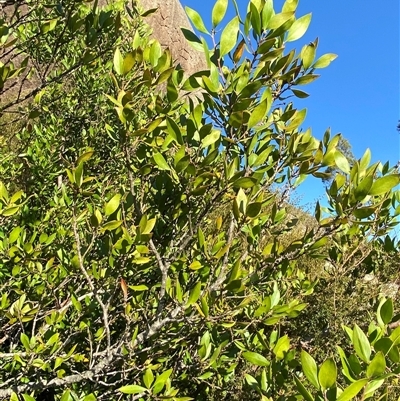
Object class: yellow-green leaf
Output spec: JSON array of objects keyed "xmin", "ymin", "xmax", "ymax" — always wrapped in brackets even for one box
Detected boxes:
[
  {"xmin": 104, "ymin": 194, "xmax": 121, "ymax": 216},
  {"xmin": 273, "ymin": 335, "xmax": 290, "ymax": 359},
  {"xmin": 369, "ymin": 175, "xmax": 400, "ymax": 196},
  {"xmin": 318, "ymin": 358, "xmax": 337, "ymax": 390},
  {"xmin": 243, "ymin": 351, "xmax": 270, "ymax": 367},
  {"xmin": 367, "ymin": 352, "xmax": 386, "ymax": 378},
  {"xmin": 102, "ymin": 220, "xmax": 122, "ymax": 231},
  {"xmin": 337, "ymin": 379, "xmax": 368, "ymax": 401},
  {"xmin": 313, "ymin": 53, "xmax": 338, "ymax": 69},
  {"xmin": 248, "ymin": 100, "xmax": 269, "ymax": 128},
  {"xmin": 220, "ymin": 16, "xmax": 239, "ymax": 56},
  {"xmin": 118, "ymin": 385, "xmax": 147, "ymax": 394},
  {"xmin": 186, "ymin": 7, "xmax": 209, "ymax": 34},
  {"xmin": 301, "ymin": 350, "xmax": 320, "ymax": 389},
  {"xmin": 212, "ymin": 0, "xmax": 228, "ymax": 28},
  {"xmin": 286, "ymin": 13, "xmax": 312, "ymax": 42},
  {"xmin": 186, "ymin": 282, "xmax": 202, "ymax": 306},
  {"xmin": 114, "ymin": 48, "xmax": 124, "ymax": 75},
  {"xmin": 153, "ymin": 153, "xmax": 170, "ymax": 171}
]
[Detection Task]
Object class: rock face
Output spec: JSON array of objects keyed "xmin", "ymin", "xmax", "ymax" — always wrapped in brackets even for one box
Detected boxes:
[{"xmin": 138, "ymin": 0, "xmax": 206, "ymax": 76}]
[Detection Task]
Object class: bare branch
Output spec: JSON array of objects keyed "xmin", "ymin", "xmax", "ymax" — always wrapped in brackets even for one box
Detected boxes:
[{"xmin": 72, "ymin": 210, "xmax": 112, "ymax": 355}]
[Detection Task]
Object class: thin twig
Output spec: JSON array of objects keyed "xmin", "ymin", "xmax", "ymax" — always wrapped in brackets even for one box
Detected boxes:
[{"xmin": 72, "ymin": 209, "xmax": 111, "ymax": 355}]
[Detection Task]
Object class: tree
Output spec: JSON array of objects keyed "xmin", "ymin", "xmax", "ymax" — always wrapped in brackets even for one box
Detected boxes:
[{"xmin": 0, "ymin": 0, "xmax": 400, "ymax": 400}]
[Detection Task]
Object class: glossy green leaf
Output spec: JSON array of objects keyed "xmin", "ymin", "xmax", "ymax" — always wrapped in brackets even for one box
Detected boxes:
[
  {"xmin": 20, "ymin": 333, "xmax": 30, "ymax": 351},
  {"xmin": 261, "ymin": 0, "xmax": 274, "ymax": 28},
  {"xmin": 60, "ymin": 390, "xmax": 72, "ymax": 401},
  {"xmin": 220, "ymin": 16, "xmax": 239, "ymax": 56},
  {"xmin": 118, "ymin": 385, "xmax": 147, "ymax": 394},
  {"xmin": 153, "ymin": 369, "xmax": 173, "ymax": 394},
  {"xmin": 294, "ymin": 74, "xmax": 320, "ymax": 85},
  {"xmin": 77, "ymin": 150, "xmax": 94, "ymax": 165},
  {"xmin": 181, "ymin": 28, "xmax": 204, "ymax": 52},
  {"xmin": 294, "ymin": 375, "xmax": 313, "ymax": 401},
  {"xmin": 102, "ymin": 220, "xmax": 123, "ymax": 231},
  {"xmin": 248, "ymin": 99, "xmax": 269, "ymax": 128},
  {"xmin": 104, "ymin": 194, "xmax": 121, "ymax": 216},
  {"xmin": 301, "ymin": 350, "xmax": 319, "ymax": 389},
  {"xmin": 301, "ymin": 43, "xmax": 316, "ymax": 69},
  {"xmin": 292, "ymin": 89, "xmax": 309, "ymax": 98},
  {"xmin": 334, "ymin": 150, "xmax": 350, "ymax": 174},
  {"xmin": 352, "ymin": 324, "xmax": 371, "ymax": 363},
  {"xmin": 354, "ymin": 176, "xmax": 373, "ymax": 201},
  {"xmin": 167, "ymin": 117, "xmax": 183, "ymax": 145},
  {"xmin": 246, "ymin": 202, "xmax": 262, "ymax": 218},
  {"xmin": 233, "ymin": 177, "xmax": 257, "ymax": 188},
  {"xmin": 212, "ymin": 0, "xmax": 228, "ymax": 27},
  {"xmin": 286, "ymin": 13, "xmax": 312, "ymax": 42},
  {"xmin": 318, "ymin": 358, "xmax": 337, "ymax": 390},
  {"xmin": 267, "ymin": 12, "xmax": 293, "ymax": 29},
  {"xmin": 185, "ymin": 7, "xmax": 209, "ymax": 34},
  {"xmin": 369, "ymin": 175, "xmax": 400, "ymax": 196},
  {"xmin": 186, "ymin": 282, "xmax": 202, "ymax": 306},
  {"xmin": 337, "ymin": 379, "xmax": 368, "ymax": 401},
  {"xmin": 0, "ymin": 181, "xmax": 8, "ymax": 201},
  {"xmin": 367, "ymin": 351, "xmax": 386, "ymax": 378},
  {"xmin": 74, "ymin": 162, "xmax": 84, "ymax": 188},
  {"xmin": 273, "ymin": 335, "xmax": 290, "ymax": 359},
  {"xmin": 9, "ymin": 227, "xmax": 21, "ymax": 244},
  {"xmin": 313, "ymin": 53, "xmax": 338, "ymax": 68},
  {"xmin": 122, "ymin": 52, "xmax": 136, "ymax": 74},
  {"xmin": 359, "ymin": 148, "xmax": 372, "ymax": 171},
  {"xmin": 113, "ymin": 48, "xmax": 124, "ymax": 75},
  {"xmin": 201, "ymin": 130, "xmax": 221, "ymax": 148},
  {"xmin": 243, "ymin": 351, "xmax": 270, "ymax": 367},
  {"xmin": 143, "ymin": 368, "xmax": 154, "ymax": 389},
  {"xmin": 153, "ymin": 153, "xmax": 170, "ymax": 170},
  {"xmin": 380, "ymin": 298, "xmax": 393, "ymax": 324}
]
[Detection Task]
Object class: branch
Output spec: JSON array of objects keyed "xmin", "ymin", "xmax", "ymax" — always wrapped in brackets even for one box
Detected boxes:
[
  {"xmin": 0, "ymin": 351, "xmax": 118, "ymax": 399},
  {"xmin": 72, "ymin": 210, "xmax": 111, "ymax": 355},
  {"xmin": 209, "ymin": 215, "xmax": 236, "ymax": 293}
]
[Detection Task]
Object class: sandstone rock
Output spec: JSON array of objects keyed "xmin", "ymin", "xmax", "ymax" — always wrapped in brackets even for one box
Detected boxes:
[{"xmin": 138, "ymin": 0, "xmax": 206, "ymax": 76}]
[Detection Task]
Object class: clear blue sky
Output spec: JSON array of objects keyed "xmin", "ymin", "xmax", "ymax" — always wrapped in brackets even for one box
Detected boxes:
[{"xmin": 181, "ymin": 0, "xmax": 400, "ymax": 206}]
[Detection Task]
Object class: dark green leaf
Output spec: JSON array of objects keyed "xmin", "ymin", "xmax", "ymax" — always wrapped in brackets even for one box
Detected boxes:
[
  {"xmin": 380, "ymin": 298, "xmax": 394, "ymax": 324},
  {"xmin": 233, "ymin": 177, "xmax": 257, "ymax": 188}
]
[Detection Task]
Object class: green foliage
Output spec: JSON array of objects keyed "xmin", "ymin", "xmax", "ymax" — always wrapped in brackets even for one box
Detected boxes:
[{"xmin": 0, "ymin": 0, "xmax": 399, "ymax": 400}]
